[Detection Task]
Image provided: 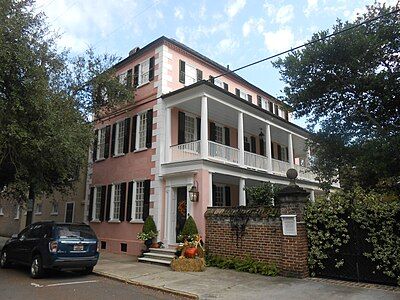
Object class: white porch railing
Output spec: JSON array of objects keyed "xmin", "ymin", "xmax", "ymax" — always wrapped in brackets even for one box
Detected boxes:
[
  {"xmin": 271, "ymin": 158, "xmax": 290, "ymax": 175},
  {"xmin": 293, "ymin": 164, "xmax": 316, "ymax": 182},
  {"xmin": 170, "ymin": 141, "xmax": 201, "ymax": 161},
  {"xmin": 244, "ymin": 151, "xmax": 268, "ymax": 170},
  {"xmin": 208, "ymin": 141, "xmax": 239, "ymax": 164}
]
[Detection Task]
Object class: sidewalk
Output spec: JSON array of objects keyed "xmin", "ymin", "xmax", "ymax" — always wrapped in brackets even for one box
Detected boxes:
[{"xmin": 94, "ymin": 252, "xmax": 400, "ymax": 300}]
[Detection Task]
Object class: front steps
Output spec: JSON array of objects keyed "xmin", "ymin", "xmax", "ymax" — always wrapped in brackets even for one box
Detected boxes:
[{"xmin": 138, "ymin": 247, "xmax": 176, "ymax": 265}]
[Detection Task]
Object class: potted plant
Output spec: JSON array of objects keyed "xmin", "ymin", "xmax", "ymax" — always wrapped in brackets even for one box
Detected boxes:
[
  {"xmin": 178, "ymin": 215, "xmax": 203, "ymax": 258},
  {"xmin": 137, "ymin": 216, "xmax": 158, "ymax": 250}
]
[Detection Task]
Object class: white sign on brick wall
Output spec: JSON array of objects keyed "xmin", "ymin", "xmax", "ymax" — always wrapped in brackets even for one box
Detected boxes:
[{"xmin": 281, "ymin": 215, "xmax": 297, "ymax": 236}]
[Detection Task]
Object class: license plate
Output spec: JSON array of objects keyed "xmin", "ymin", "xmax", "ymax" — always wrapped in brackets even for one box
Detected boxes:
[{"xmin": 73, "ymin": 244, "xmax": 84, "ymax": 251}]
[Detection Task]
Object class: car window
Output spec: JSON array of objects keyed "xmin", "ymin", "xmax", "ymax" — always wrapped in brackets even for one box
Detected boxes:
[
  {"xmin": 18, "ymin": 226, "xmax": 31, "ymax": 239},
  {"xmin": 25, "ymin": 224, "xmax": 44, "ymax": 239},
  {"xmin": 55, "ymin": 225, "xmax": 96, "ymax": 239}
]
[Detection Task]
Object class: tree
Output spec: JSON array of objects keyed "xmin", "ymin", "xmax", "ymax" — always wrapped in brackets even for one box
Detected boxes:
[
  {"xmin": 273, "ymin": 2, "xmax": 400, "ymax": 191},
  {"xmin": 244, "ymin": 182, "xmax": 280, "ymax": 206},
  {"xmin": 0, "ymin": 0, "xmax": 132, "ymax": 208}
]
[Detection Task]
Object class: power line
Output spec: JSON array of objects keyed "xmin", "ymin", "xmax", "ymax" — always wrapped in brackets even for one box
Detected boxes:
[{"xmin": 213, "ymin": 7, "xmax": 400, "ymax": 80}]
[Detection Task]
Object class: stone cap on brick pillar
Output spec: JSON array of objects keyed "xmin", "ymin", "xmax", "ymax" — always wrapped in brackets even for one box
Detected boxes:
[{"xmin": 276, "ymin": 168, "xmax": 309, "ymax": 221}]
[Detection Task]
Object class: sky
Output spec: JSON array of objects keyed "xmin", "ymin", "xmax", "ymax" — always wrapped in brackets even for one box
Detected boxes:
[{"xmin": 34, "ymin": 0, "xmax": 398, "ymax": 127}]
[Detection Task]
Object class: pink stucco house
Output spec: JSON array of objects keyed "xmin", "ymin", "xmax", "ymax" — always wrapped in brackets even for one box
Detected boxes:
[{"xmin": 86, "ymin": 36, "xmax": 335, "ymax": 256}]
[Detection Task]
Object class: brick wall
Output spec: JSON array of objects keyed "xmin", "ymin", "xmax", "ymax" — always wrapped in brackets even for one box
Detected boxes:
[{"xmin": 205, "ymin": 207, "xmax": 309, "ymax": 278}]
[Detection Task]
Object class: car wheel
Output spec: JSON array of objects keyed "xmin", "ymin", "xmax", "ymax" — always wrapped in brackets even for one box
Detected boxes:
[
  {"xmin": 0, "ymin": 250, "xmax": 10, "ymax": 268},
  {"xmin": 81, "ymin": 266, "xmax": 94, "ymax": 275},
  {"xmin": 30, "ymin": 255, "xmax": 44, "ymax": 279}
]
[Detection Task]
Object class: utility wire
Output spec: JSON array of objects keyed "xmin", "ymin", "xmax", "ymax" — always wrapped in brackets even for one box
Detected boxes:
[{"xmin": 212, "ymin": 7, "xmax": 400, "ymax": 80}]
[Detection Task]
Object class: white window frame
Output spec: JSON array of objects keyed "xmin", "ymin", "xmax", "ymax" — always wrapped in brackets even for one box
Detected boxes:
[
  {"xmin": 260, "ymin": 96, "xmax": 268, "ymax": 110},
  {"xmin": 50, "ymin": 202, "xmax": 58, "ymax": 216},
  {"xmin": 92, "ymin": 187, "xmax": 102, "ymax": 221},
  {"xmin": 135, "ymin": 111, "xmax": 148, "ymax": 150},
  {"xmin": 109, "ymin": 184, "xmax": 122, "ymax": 221},
  {"xmin": 64, "ymin": 202, "xmax": 75, "ymax": 223},
  {"xmin": 244, "ymin": 133, "xmax": 255, "ymax": 153},
  {"xmin": 214, "ymin": 123, "xmax": 225, "ymax": 145},
  {"xmin": 118, "ymin": 72, "xmax": 127, "ymax": 85},
  {"xmin": 114, "ymin": 120, "xmax": 126, "ymax": 156},
  {"xmin": 14, "ymin": 205, "xmax": 20, "ymax": 220},
  {"xmin": 281, "ymin": 146, "xmax": 288, "ymax": 162},
  {"xmin": 138, "ymin": 59, "xmax": 150, "ymax": 86},
  {"xmin": 239, "ymin": 90, "xmax": 251, "ymax": 101},
  {"xmin": 184, "ymin": 63, "xmax": 197, "ymax": 86},
  {"xmin": 214, "ymin": 184, "xmax": 226, "ymax": 207},
  {"xmin": 278, "ymin": 106, "xmax": 285, "ymax": 119},
  {"xmin": 214, "ymin": 78, "xmax": 224, "ymax": 89},
  {"xmin": 184, "ymin": 113, "xmax": 198, "ymax": 143},
  {"xmin": 96, "ymin": 126, "xmax": 107, "ymax": 160},
  {"xmin": 34, "ymin": 203, "xmax": 42, "ymax": 215},
  {"xmin": 0, "ymin": 206, "xmax": 4, "ymax": 216},
  {"xmin": 130, "ymin": 180, "xmax": 145, "ymax": 222}
]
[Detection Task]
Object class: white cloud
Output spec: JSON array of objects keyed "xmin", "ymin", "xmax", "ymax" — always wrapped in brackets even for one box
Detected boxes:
[
  {"xmin": 176, "ymin": 27, "xmax": 185, "ymax": 43},
  {"xmin": 217, "ymin": 38, "xmax": 239, "ymax": 54},
  {"xmin": 263, "ymin": 27, "xmax": 294, "ymax": 53},
  {"xmin": 199, "ymin": 3, "xmax": 206, "ymax": 18},
  {"xmin": 304, "ymin": 0, "xmax": 318, "ymax": 17},
  {"xmin": 275, "ymin": 5, "xmax": 294, "ymax": 24},
  {"xmin": 242, "ymin": 18, "xmax": 265, "ymax": 38},
  {"xmin": 225, "ymin": 0, "xmax": 246, "ymax": 18},
  {"xmin": 174, "ymin": 7, "xmax": 184, "ymax": 20},
  {"xmin": 263, "ymin": 1, "xmax": 275, "ymax": 17}
]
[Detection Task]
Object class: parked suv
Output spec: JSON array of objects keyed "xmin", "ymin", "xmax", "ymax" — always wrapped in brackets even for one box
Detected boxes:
[{"xmin": 0, "ymin": 222, "xmax": 99, "ymax": 278}]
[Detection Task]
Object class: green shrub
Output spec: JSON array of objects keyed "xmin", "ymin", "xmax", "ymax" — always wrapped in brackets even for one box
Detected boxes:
[
  {"xmin": 142, "ymin": 215, "xmax": 157, "ymax": 234},
  {"xmin": 244, "ymin": 182, "xmax": 281, "ymax": 206},
  {"xmin": 180, "ymin": 215, "xmax": 198, "ymax": 237},
  {"xmin": 206, "ymin": 254, "xmax": 278, "ymax": 276}
]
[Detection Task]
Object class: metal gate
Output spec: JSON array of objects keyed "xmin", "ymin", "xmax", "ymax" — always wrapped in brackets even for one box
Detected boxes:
[{"xmin": 315, "ymin": 216, "xmax": 398, "ymax": 286}]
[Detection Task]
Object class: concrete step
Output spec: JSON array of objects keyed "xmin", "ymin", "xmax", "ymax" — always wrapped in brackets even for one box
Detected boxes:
[
  {"xmin": 143, "ymin": 252, "xmax": 175, "ymax": 260},
  {"xmin": 138, "ymin": 257, "xmax": 171, "ymax": 265},
  {"xmin": 149, "ymin": 247, "xmax": 177, "ymax": 255}
]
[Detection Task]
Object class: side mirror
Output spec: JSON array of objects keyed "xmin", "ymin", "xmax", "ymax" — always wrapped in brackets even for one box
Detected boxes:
[{"xmin": 11, "ymin": 234, "xmax": 18, "ymax": 239}]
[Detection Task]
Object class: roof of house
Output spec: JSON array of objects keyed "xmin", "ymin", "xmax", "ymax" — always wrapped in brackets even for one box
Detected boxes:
[{"xmin": 113, "ymin": 36, "xmax": 290, "ymax": 109}]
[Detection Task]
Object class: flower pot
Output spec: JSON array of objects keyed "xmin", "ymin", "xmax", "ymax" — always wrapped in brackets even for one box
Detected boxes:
[
  {"xmin": 150, "ymin": 242, "xmax": 160, "ymax": 248},
  {"xmin": 144, "ymin": 239, "xmax": 153, "ymax": 248},
  {"xmin": 184, "ymin": 247, "xmax": 198, "ymax": 258}
]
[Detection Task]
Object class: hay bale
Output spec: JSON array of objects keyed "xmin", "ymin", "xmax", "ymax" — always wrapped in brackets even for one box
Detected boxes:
[{"xmin": 171, "ymin": 257, "xmax": 206, "ymax": 272}]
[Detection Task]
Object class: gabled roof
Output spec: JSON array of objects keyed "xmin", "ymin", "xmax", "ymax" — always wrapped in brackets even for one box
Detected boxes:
[{"xmin": 113, "ymin": 36, "xmax": 288, "ymax": 108}]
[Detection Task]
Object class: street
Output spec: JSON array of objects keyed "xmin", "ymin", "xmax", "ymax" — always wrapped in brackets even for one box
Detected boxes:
[{"xmin": 0, "ymin": 265, "xmax": 183, "ymax": 300}]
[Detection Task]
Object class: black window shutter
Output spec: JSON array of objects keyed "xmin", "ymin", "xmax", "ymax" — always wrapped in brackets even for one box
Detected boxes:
[
  {"xmin": 111, "ymin": 124, "xmax": 116, "ymax": 156},
  {"xmin": 210, "ymin": 122, "xmax": 216, "ymax": 142},
  {"xmin": 178, "ymin": 111, "xmax": 185, "ymax": 144},
  {"xmin": 244, "ymin": 138, "xmax": 250, "ymax": 152},
  {"xmin": 196, "ymin": 69, "xmax": 203, "ymax": 82},
  {"xmin": 100, "ymin": 185, "xmax": 106, "ymax": 221},
  {"xmin": 285, "ymin": 146, "xmax": 289, "ymax": 162},
  {"xmin": 284, "ymin": 110, "xmax": 289, "ymax": 121},
  {"xmin": 197, "ymin": 117, "xmax": 201, "ymax": 141},
  {"xmin": 149, "ymin": 57, "xmax": 155, "ymax": 81},
  {"xmin": 260, "ymin": 138, "xmax": 265, "ymax": 156},
  {"xmin": 123, "ymin": 118, "xmax": 131, "ymax": 153},
  {"xmin": 223, "ymin": 82, "xmax": 229, "ymax": 91},
  {"xmin": 235, "ymin": 88, "xmax": 240, "ymax": 97},
  {"xmin": 104, "ymin": 125, "xmax": 111, "ymax": 158},
  {"xmin": 142, "ymin": 180, "xmax": 150, "ymax": 221},
  {"xmin": 179, "ymin": 60, "xmax": 185, "ymax": 84},
  {"xmin": 224, "ymin": 127, "xmax": 230, "ymax": 146},
  {"xmin": 225, "ymin": 186, "xmax": 231, "ymax": 206},
  {"xmin": 126, "ymin": 182, "xmax": 133, "ymax": 222},
  {"xmin": 277, "ymin": 144, "xmax": 282, "ymax": 160},
  {"xmin": 131, "ymin": 115, "xmax": 137, "ymax": 152},
  {"xmin": 146, "ymin": 109, "xmax": 153, "ymax": 149},
  {"xmin": 126, "ymin": 69, "xmax": 132, "ymax": 88},
  {"xmin": 257, "ymin": 95, "xmax": 262, "ymax": 107},
  {"xmin": 269, "ymin": 101, "xmax": 273, "ymax": 112},
  {"xmin": 88, "ymin": 187, "xmax": 94, "ymax": 221},
  {"xmin": 133, "ymin": 64, "xmax": 140, "ymax": 87},
  {"xmin": 271, "ymin": 142, "xmax": 275, "ymax": 158},
  {"xmin": 92, "ymin": 130, "xmax": 98, "ymax": 162},
  {"xmin": 250, "ymin": 136, "xmax": 256, "ymax": 153},
  {"xmin": 274, "ymin": 104, "xmax": 279, "ymax": 115},
  {"xmin": 212, "ymin": 184, "xmax": 216, "ymax": 207},
  {"xmin": 247, "ymin": 94, "xmax": 252, "ymax": 102},
  {"xmin": 106, "ymin": 185, "xmax": 112, "ymax": 221},
  {"xmin": 119, "ymin": 182, "xmax": 127, "ymax": 222}
]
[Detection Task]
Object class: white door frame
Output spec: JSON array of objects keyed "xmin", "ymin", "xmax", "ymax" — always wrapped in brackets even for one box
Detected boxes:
[{"xmin": 64, "ymin": 202, "xmax": 75, "ymax": 223}]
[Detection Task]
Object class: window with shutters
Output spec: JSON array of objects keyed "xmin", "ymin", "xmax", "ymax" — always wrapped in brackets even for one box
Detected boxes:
[
  {"xmin": 114, "ymin": 120, "xmax": 126, "ymax": 155},
  {"xmin": 51, "ymin": 202, "xmax": 58, "ymax": 215},
  {"xmin": 214, "ymin": 185, "xmax": 225, "ymax": 206},
  {"xmin": 215, "ymin": 124, "xmax": 225, "ymax": 144},
  {"xmin": 184, "ymin": 115, "xmax": 196, "ymax": 142},
  {"xmin": 97, "ymin": 127, "xmax": 107, "ymax": 160},
  {"xmin": 112, "ymin": 184, "xmax": 122, "ymax": 220},
  {"xmin": 260, "ymin": 96, "xmax": 268, "ymax": 110},
  {"xmin": 244, "ymin": 134, "xmax": 255, "ymax": 152},
  {"xmin": 214, "ymin": 78, "xmax": 224, "ymax": 89},
  {"xmin": 185, "ymin": 64, "xmax": 197, "ymax": 86},
  {"xmin": 35, "ymin": 203, "xmax": 42, "ymax": 215},
  {"xmin": 136, "ymin": 112, "xmax": 147, "ymax": 149},
  {"xmin": 281, "ymin": 146, "xmax": 288, "ymax": 162},
  {"xmin": 118, "ymin": 72, "xmax": 127, "ymax": 85},
  {"xmin": 134, "ymin": 181, "xmax": 145, "ymax": 220},
  {"xmin": 14, "ymin": 205, "xmax": 20, "ymax": 220},
  {"xmin": 139, "ymin": 60, "xmax": 150, "ymax": 85},
  {"xmin": 94, "ymin": 187, "xmax": 102, "ymax": 220}
]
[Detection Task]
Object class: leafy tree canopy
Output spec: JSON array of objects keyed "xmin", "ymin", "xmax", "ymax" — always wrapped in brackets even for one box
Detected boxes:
[
  {"xmin": 274, "ymin": 2, "xmax": 400, "ymax": 191},
  {"xmin": 0, "ymin": 0, "xmax": 132, "ymax": 201}
]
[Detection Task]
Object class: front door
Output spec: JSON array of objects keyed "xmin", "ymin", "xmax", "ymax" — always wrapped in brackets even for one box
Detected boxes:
[
  {"xmin": 176, "ymin": 187, "xmax": 187, "ymax": 242},
  {"xmin": 65, "ymin": 202, "xmax": 74, "ymax": 223}
]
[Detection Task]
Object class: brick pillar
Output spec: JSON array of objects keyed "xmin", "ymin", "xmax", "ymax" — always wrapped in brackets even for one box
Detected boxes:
[{"xmin": 276, "ymin": 169, "xmax": 309, "ymax": 278}]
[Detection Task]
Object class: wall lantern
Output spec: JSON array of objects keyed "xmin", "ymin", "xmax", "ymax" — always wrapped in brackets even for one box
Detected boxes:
[
  {"xmin": 189, "ymin": 182, "xmax": 199, "ymax": 202},
  {"xmin": 259, "ymin": 128, "xmax": 264, "ymax": 139}
]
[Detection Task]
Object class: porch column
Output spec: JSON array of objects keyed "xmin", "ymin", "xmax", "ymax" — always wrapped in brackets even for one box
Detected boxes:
[
  {"xmin": 239, "ymin": 178, "xmax": 246, "ymax": 206},
  {"xmin": 208, "ymin": 172, "xmax": 213, "ymax": 207},
  {"xmin": 165, "ymin": 107, "xmax": 172, "ymax": 162},
  {"xmin": 238, "ymin": 112, "xmax": 244, "ymax": 166},
  {"xmin": 288, "ymin": 133, "xmax": 294, "ymax": 168},
  {"xmin": 201, "ymin": 96, "xmax": 208, "ymax": 159},
  {"xmin": 265, "ymin": 123, "xmax": 272, "ymax": 173},
  {"xmin": 310, "ymin": 190, "xmax": 315, "ymax": 203}
]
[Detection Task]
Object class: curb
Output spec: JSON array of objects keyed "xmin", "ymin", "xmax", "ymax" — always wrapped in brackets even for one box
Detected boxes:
[{"xmin": 93, "ymin": 270, "xmax": 199, "ymax": 299}]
